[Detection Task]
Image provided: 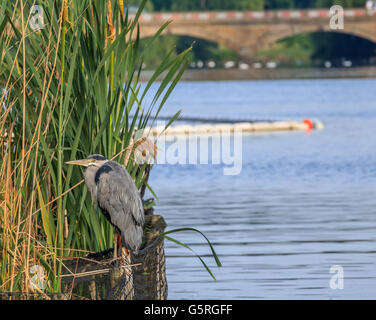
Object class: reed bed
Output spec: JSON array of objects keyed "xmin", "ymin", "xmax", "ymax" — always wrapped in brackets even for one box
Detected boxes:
[{"xmin": 0, "ymin": 0, "xmax": 218, "ymax": 297}]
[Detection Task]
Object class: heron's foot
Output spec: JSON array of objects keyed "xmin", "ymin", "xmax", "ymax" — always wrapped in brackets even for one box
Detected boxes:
[{"xmin": 121, "ymin": 247, "xmax": 130, "ymax": 257}]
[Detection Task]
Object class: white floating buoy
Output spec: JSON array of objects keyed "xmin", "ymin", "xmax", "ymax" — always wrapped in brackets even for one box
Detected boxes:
[{"xmin": 146, "ymin": 119, "xmax": 324, "ymax": 137}]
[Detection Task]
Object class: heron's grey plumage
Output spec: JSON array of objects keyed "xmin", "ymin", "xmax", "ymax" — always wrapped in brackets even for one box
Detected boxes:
[{"xmin": 82, "ymin": 155, "xmax": 144, "ymax": 252}]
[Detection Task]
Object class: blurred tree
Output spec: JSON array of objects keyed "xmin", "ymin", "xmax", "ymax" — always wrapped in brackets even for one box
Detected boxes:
[
  {"xmin": 236, "ymin": 0, "xmax": 265, "ymax": 10},
  {"xmin": 140, "ymin": 35, "xmax": 180, "ymax": 68},
  {"xmin": 311, "ymin": 32, "xmax": 376, "ymax": 64},
  {"xmin": 125, "ymin": 0, "xmax": 154, "ymax": 11},
  {"xmin": 148, "ymin": 0, "xmax": 367, "ymax": 11},
  {"xmin": 293, "ymin": 0, "xmax": 317, "ymax": 8},
  {"xmin": 171, "ymin": 0, "xmax": 201, "ymax": 11},
  {"xmin": 268, "ymin": 0, "xmax": 294, "ymax": 9},
  {"xmin": 140, "ymin": 35, "xmax": 238, "ymax": 68},
  {"xmin": 314, "ymin": 0, "xmax": 366, "ymax": 7},
  {"xmin": 149, "ymin": 0, "xmax": 172, "ymax": 11},
  {"xmin": 256, "ymin": 32, "xmax": 376, "ymax": 67},
  {"xmin": 169, "ymin": 0, "xmax": 264, "ymax": 11}
]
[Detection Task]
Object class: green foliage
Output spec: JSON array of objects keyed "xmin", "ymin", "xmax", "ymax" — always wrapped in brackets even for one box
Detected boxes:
[
  {"xmin": 313, "ymin": 0, "xmax": 367, "ymax": 8},
  {"xmin": 0, "ymin": 0, "xmax": 192, "ymax": 293},
  {"xmin": 256, "ymin": 32, "xmax": 376, "ymax": 66},
  {"xmin": 146, "ymin": 0, "xmax": 367, "ymax": 11},
  {"xmin": 169, "ymin": 0, "xmax": 264, "ymax": 11},
  {"xmin": 140, "ymin": 35, "xmax": 180, "ymax": 68},
  {"xmin": 255, "ymin": 33, "xmax": 316, "ymax": 65},
  {"xmin": 310, "ymin": 32, "xmax": 376, "ymax": 63},
  {"xmin": 161, "ymin": 228, "xmax": 222, "ymax": 280},
  {"xmin": 268, "ymin": 0, "xmax": 294, "ymax": 9},
  {"xmin": 125, "ymin": 0, "xmax": 154, "ymax": 11},
  {"xmin": 140, "ymin": 35, "xmax": 238, "ymax": 69}
]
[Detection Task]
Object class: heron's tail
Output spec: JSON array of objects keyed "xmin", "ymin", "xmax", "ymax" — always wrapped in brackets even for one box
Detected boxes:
[{"xmin": 121, "ymin": 223, "xmax": 143, "ymax": 253}]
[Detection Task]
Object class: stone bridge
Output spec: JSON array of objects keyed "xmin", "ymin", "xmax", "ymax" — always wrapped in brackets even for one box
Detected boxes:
[{"xmin": 135, "ymin": 9, "xmax": 376, "ymax": 61}]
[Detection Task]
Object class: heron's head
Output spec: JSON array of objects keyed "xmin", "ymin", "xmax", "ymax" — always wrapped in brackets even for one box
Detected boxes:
[{"xmin": 65, "ymin": 154, "xmax": 108, "ymax": 168}]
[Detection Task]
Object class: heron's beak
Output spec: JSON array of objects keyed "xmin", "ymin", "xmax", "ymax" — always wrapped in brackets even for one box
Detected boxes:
[{"xmin": 65, "ymin": 159, "xmax": 90, "ymax": 167}]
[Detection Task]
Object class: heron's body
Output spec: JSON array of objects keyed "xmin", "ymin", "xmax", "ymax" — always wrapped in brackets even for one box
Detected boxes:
[{"xmin": 67, "ymin": 155, "xmax": 144, "ymax": 252}]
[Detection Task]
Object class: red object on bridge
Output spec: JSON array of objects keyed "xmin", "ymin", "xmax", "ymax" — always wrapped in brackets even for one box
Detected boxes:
[
  {"xmin": 318, "ymin": 10, "xmax": 329, "ymax": 17},
  {"xmin": 279, "ymin": 11, "xmax": 291, "ymax": 18},
  {"xmin": 172, "ymin": 13, "xmax": 182, "ymax": 20},
  {"xmin": 303, "ymin": 119, "xmax": 314, "ymax": 130}
]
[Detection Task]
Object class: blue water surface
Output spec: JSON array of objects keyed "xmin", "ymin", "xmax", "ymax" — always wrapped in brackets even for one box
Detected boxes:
[{"xmin": 145, "ymin": 78, "xmax": 376, "ymax": 299}]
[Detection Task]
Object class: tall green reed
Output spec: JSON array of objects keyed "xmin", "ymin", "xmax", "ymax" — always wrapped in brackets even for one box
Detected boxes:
[{"xmin": 0, "ymin": 0, "xmax": 220, "ymax": 295}]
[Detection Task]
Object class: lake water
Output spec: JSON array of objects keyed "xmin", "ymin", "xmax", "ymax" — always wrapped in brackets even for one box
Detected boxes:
[{"xmin": 145, "ymin": 78, "xmax": 376, "ymax": 299}]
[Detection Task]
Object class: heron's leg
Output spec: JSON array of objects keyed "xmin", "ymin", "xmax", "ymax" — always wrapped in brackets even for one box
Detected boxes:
[
  {"xmin": 118, "ymin": 234, "xmax": 123, "ymax": 258},
  {"xmin": 113, "ymin": 234, "xmax": 118, "ymax": 260}
]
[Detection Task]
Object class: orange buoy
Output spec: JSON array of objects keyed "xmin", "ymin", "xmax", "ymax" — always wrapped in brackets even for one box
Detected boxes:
[{"xmin": 303, "ymin": 119, "xmax": 314, "ymax": 130}]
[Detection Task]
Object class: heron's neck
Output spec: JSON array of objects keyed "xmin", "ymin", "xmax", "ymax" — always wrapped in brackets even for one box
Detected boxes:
[{"xmin": 84, "ymin": 165, "xmax": 99, "ymax": 203}]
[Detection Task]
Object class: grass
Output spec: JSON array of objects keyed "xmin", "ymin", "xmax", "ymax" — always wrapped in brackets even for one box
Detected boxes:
[{"xmin": 0, "ymin": 0, "xmax": 220, "ymax": 296}]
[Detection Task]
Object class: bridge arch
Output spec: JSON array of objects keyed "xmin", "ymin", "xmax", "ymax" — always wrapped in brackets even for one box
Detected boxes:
[
  {"xmin": 139, "ymin": 26, "xmax": 241, "ymax": 54},
  {"xmin": 139, "ymin": 11, "xmax": 376, "ymax": 61},
  {"xmin": 260, "ymin": 25, "xmax": 376, "ymax": 49}
]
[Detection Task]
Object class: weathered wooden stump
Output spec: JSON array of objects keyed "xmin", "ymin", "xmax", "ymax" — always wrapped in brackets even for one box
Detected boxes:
[
  {"xmin": 61, "ymin": 214, "xmax": 168, "ymax": 300},
  {"xmin": 133, "ymin": 215, "xmax": 168, "ymax": 300}
]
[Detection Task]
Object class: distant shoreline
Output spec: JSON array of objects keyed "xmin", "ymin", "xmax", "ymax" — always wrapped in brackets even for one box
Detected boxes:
[{"xmin": 140, "ymin": 66, "xmax": 376, "ymax": 82}]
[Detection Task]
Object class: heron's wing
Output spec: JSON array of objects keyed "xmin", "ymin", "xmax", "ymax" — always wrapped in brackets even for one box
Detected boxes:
[{"xmin": 95, "ymin": 162, "xmax": 144, "ymax": 231}]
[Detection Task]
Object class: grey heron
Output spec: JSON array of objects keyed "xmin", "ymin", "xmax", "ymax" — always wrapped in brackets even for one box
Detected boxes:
[{"xmin": 66, "ymin": 155, "xmax": 144, "ymax": 257}]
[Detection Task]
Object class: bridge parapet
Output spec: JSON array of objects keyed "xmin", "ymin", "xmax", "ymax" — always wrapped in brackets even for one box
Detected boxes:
[{"xmin": 135, "ymin": 9, "xmax": 375, "ymax": 24}]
